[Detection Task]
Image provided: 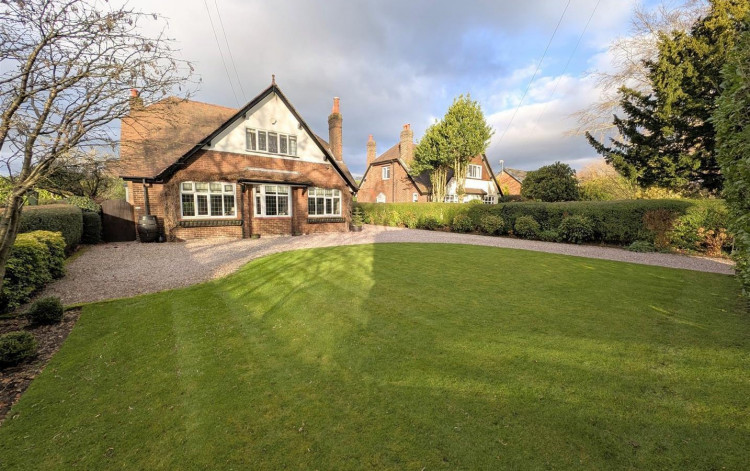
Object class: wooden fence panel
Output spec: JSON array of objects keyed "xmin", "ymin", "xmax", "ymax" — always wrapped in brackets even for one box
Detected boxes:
[{"xmin": 101, "ymin": 199, "xmax": 135, "ymax": 242}]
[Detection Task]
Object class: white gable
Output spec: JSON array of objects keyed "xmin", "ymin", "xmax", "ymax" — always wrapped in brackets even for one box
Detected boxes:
[{"xmin": 207, "ymin": 92, "xmax": 329, "ymax": 164}]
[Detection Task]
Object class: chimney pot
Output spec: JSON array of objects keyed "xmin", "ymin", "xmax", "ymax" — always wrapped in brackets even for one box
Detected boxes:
[
  {"xmin": 332, "ymin": 97, "xmax": 340, "ymax": 114},
  {"xmin": 130, "ymin": 88, "xmax": 139, "ymax": 97}
]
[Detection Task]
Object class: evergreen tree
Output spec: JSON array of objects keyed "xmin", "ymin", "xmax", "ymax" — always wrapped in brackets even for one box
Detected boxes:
[
  {"xmin": 521, "ymin": 162, "xmax": 579, "ymax": 202},
  {"xmin": 587, "ymin": 0, "xmax": 749, "ymax": 193}
]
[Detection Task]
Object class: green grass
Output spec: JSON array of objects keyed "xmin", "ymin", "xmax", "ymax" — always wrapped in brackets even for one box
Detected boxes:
[{"xmin": 0, "ymin": 244, "xmax": 747, "ymax": 470}]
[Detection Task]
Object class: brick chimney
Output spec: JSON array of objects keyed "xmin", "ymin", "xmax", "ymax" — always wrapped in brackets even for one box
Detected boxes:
[
  {"xmin": 399, "ymin": 123, "xmax": 414, "ymax": 163},
  {"xmin": 366, "ymin": 134, "xmax": 376, "ymax": 167},
  {"xmin": 129, "ymin": 88, "xmax": 143, "ymax": 111},
  {"xmin": 328, "ymin": 97, "xmax": 343, "ymax": 162}
]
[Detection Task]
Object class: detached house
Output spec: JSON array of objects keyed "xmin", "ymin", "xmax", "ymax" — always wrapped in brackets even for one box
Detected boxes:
[
  {"xmin": 357, "ymin": 124, "xmax": 501, "ymax": 204},
  {"xmin": 496, "ymin": 168, "xmax": 527, "ymax": 196},
  {"xmin": 118, "ymin": 81, "xmax": 357, "ymax": 240}
]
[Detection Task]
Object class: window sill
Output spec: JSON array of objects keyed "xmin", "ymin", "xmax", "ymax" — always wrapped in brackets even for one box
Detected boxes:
[
  {"xmin": 307, "ymin": 217, "xmax": 346, "ymax": 224},
  {"xmin": 178, "ymin": 219, "xmax": 243, "ymax": 228}
]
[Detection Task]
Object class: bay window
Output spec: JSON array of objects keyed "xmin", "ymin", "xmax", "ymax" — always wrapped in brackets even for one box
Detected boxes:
[
  {"xmin": 181, "ymin": 182, "xmax": 236, "ymax": 218},
  {"xmin": 308, "ymin": 188, "xmax": 341, "ymax": 216},
  {"xmin": 254, "ymin": 185, "xmax": 291, "ymax": 217},
  {"xmin": 246, "ymin": 128, "xmax": 297, "ymax": 157}
]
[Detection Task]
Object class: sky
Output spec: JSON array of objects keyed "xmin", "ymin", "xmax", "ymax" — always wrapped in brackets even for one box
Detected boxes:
[{"xmin": 127, "ymin": 0, "xmax": 657, "ymax": 176}]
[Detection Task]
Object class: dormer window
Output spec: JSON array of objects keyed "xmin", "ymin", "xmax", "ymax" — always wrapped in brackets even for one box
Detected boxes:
[{"xmin": 246, "ymin": 128, "xmax": 297, "ymax": 157}]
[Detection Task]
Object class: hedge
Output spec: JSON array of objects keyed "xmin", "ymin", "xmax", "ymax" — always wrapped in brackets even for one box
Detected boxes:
[
  {"xmin": 358, "ymin": 199, "xmax": 730, "ymax": 253},
  {"xmin": 81, "ymin": 211, "xmax": 102, "ymax": 244},
  {"xmin": 19, "ymin": 204, "xmax": 82, "ymax": 252},
  {"xmin": 0, "ymin": 231, "xmax": 66, "ymax": 312}
]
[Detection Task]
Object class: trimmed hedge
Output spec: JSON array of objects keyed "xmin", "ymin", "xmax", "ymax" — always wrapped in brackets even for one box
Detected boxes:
[
  {"xmin": 359, "ymin": 199, "xmax": 729, "ymax": 253},
  {"xmin": 19, "ymin": 204, "xmax": 82, "ymax": 252},
  {"xmin": 0, "ymin": 231, "xmax": 66, "ymax": 312},
  {"xmin": 81, "ymin": 211, "xmax": 102, "ymax": 244}
]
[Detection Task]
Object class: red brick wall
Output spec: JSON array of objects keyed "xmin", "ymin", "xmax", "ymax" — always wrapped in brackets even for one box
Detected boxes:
[
  {"xmin": 357, "ymin": 161, "xmax": 427, "ymax": 203},
  {"xmin": 128, "ymin": 150, "xmax": 352, "ymax": 240},
  {"xmin": 497, "ymin": 172, "xmax": 522, "ymax": 195}
]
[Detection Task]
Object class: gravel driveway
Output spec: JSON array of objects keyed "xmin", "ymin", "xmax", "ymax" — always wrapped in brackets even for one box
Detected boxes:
[{"xmin": 44, "ymin": 225, "xmax": 735, "ymax": 306}]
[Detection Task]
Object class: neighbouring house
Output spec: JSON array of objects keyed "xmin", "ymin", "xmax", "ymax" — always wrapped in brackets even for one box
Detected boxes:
[
  {"xmin": 357, "ymin": 124, "xmax": 501, "ymax": 204},
  {"xmin": 496, "ymin": 168, "xmax": 527, "ymax": 196},
  {"xmin": 117, "ymin": 81, "xmax": 358, "ymax": 240}
]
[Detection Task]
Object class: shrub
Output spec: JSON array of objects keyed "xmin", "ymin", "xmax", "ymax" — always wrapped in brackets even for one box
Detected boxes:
[
  {"xmin": 538, "ymin": 230, "xmax": 560, "ymax": 242},
  {"xmin": 451, "ymin": 214, "xmax": 474, "ymax": 233},
  {"xmin": 644, "ymin": 209, "xmax": 678, "ymax": 249},
  {"xmin": 514, "ymin": 216, "xmax": 540, "ymax": 239},
  {"xmin": 0, "ymin": 331, "xmax": 37, "ymax": 367},
  {"xmin": 418, "ymin": 217, "xmax": 441, "ymax": 230},
  {"xmin": 65, "ymin": 195, "xmax": 100, "ymax": 212},
  {"xmin": 26, "ymin": 296, "xmax": 64, "ymax": 325},
  {"xmin": 627, "ymin": 240, "xmax": 656, "ymax": 252},
  {"xmin": 521, "ymin": 162, "xmax": 579, "ymax": 202},
  {"xmin": 1, "ymin": 231, "xmax": 66, "ymax": 312},
  {"xmin": 479, "ymin": 215, "xmax": 504, "ymax": 235},
  {"xmin": 670, "ymin": 199, "xmax": 731, "ymax": 254},
  {"xmin": 558, "ymin": 215, "xmax": 595, "ymax": 244},
  {"xmin": 19, "ymin": 204, "xmax": 83, "ymax": 252},
  {"xmin": 81, "ymin": 211, "xmax": 102, "ymax": 244}
]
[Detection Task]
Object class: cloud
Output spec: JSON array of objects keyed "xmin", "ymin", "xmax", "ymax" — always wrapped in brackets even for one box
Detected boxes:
[{"xmin": 125, "ymin": 0, "xmax": 637, "ymax": 175}]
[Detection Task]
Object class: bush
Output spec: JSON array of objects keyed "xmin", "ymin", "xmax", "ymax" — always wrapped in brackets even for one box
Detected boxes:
[
  {"xmin": 19, "ymin": 204, "xmax": 83, "ymax": 252},
  {"xmin": 558, "ymin": 215, "xmax": 595, "ymax": 244},
  {"xmin": 1, "ymin": 231, "xmax": 66, "ymax": 312},
  {"xmin": 538, "ymin": 230, "xmax": 560, "ymax": 242},
  {"xmin": 26, "ymin": 296, "xmax": 64, "ymax": 325},
  {"xmin": 0, "ymin": 331, "xmax": 37, "ymax": 367},
  {"xmin": 418, "ymin": 217, "xmax": 441, "ymax": 230},
  {"xmin": 514, "ymin": 216, "xmax": 540, "ymax": 239},
  {"xmin": 644, "ymin": 209, "xmax": 678, "ymax": 249},
  {"xmin": 627, "ymin": 240, "xmax": 657, "ymax": 252},
  {"xmin": 479, "ymin": 215, "xmax": 504, "ymax": 235},
  {"xmin": 521, "ymin": 162, "xmax": 579, "ymax": 202},
  {"xmin": 451, "ymin": 214, "xmax": 474, "ymax": 233},
  {"xmin": 65, "ymin": 195, "xmax": 100, "ymax": 212},
  {"xmin": 670, "ymin": 199, "xmax": 731, "ymax": 254},
  {"xmin": 81, "ymin": 211, "xmax": 102, "ymax": 244}
]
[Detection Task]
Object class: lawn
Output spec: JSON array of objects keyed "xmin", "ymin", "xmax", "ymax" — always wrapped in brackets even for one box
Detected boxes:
[{"xmin": 0, "ymin": 243, "xmax": 747, "ymax": 470}]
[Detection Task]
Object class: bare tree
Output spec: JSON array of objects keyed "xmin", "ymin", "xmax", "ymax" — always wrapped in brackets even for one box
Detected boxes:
[
  {"xmin": 572, "ymin": 0, "xmax": 707, "ymax": 137},
  {"xmin": 0, "ymin": 0, "xmax": 193, "ymax": 289}
]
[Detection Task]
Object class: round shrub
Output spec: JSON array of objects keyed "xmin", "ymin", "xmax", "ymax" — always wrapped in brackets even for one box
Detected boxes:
[
  {"xmin": 539, "ymin": 230, "xmax": 560, "ymax": 242},
  {"xmin": 26, "ymin": 296, "xmax": 64, "ymax": 325},
  {"xmin": 451, "ymin": 214, "xmax": 474, "ymax": 233},
  {"xmin": 514, "ymin": 215, "xmax": 540, "ymax": 239},
  {"xmin": 558, "ymin": 215, "xmax": 595, "ymax": 244},
  {"xmin": 627, "ymin": 240, "xmax": 656, "ymax": 252},
  {"xmin": 419, "ymin": 217, "xmax": 440, "ymax": 231},
  {"xmin": 479, "ymin": 215, "xmax": 504, "ymax": 235},
  {"xmin": 0, "ymin": 331, "xmax": 37, "ymax": 367}
]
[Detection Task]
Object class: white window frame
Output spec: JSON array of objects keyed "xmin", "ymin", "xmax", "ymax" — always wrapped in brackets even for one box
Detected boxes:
[
  {"xmin": 376, "ymin": 193, "xmax": 386, "ymax": 203},
  {"xmin": 468, "ymin": 164, "xmax": 482, "ymax": 179},
  {"xmin": 180, "ymin": 181, "xmax": 237, "ymax": 219},
  {"xmin": 308, "ymin": 188, "xmax": 342, "ymax": 217},
  {"xmin": 443, "ymin": 195, "xmax": 458, "ymax": 203},
  {"xmin": 412, "ymin": 192, "xmax": 419, "ymax": 203},
  {"xmin": 483, "ymin": 195, "xmax": 497, "ymax": 204},
  {"xmin": 253, "ymin": 185, "xmax": 292, "ymax": 218},
  {"xmin": 382, "ymin": 166, "xmax": 390, "ymax": 180},
  {"xmin": 246, "ymin": 128, "xmax": 297, "ymax": 157}
]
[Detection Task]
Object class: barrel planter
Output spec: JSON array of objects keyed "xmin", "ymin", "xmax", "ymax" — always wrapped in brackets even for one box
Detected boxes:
[{"xmin": 137, "ymin": 215, "xmax": 159, "ymax": 243}]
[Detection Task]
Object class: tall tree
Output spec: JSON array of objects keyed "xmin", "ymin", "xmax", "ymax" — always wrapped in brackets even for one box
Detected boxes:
[
  {"xmin": 521, "ymin": 162, "xmax": 579, "ymax": 202},
  {"xmin": 587, "ymin": 0, "xmax": 749, "ymax": 193},
  {"xmin": 412, "ymin": 120, "xmax": 451, "ymax": 203},
  {"xmin": 0, "ymin": 0, "xmax": 193, "ymax": 291},
  {"xmin": 714, "ymin": 15, "xmax": 750, "ymax": 296}
]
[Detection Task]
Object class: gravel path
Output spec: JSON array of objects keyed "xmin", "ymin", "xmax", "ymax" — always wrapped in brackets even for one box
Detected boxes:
[{"xmin": 44, "ymin": 225, "xmax": 735, "ymax": 306}]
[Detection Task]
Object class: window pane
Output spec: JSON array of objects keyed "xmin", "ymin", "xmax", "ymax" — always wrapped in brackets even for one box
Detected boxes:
[
  {"xmin": 255, "ymin": 194, "xmax": 261, "ymax": 215},
  {"xmin": 181, "ymin": 194, "xmax": 195, "ymax": 216},
  {"xmin": 333, "ymin": 198, "xmax": 340, "ymax": 214},
  {"xmin": 223, "ymin": 195, "xmax": 235, "ymax": 215},
  {"xmin": 289, "ymin": 136, "xmax": 297, "ymax": 156},
  {"xmin": 279, "ymin": 135, "xmax": 288, "ymax": 154},
  {"xmin": 265, "ymin": 195, "xmax": 277, "ymax": 215},
  {"xmin": 197, "ymin": 195, "xmax": 208, "ymax": 215},
  {"xmin": 316, "ymin": 198, "xmax": 324, "ymax": 215},
  {"xmin": 268, "ymin": 132, "xmax": 278, "ymax": 153},
  {"xmin": 258, "ymin": 131, "xmax": 267, "ymax": 151},
  {"xmin": 277, "ymin": 196, "xmax": 289, "ymax": 215},
  {"xmin": 224, "ymin": 184, "xmax": 233, "ymax": 192},
  {"xmin": 210, "ymin": 195, "xmax": 222, "ymax": 216},
  {"xmin": 265, "ymin": 185, "xmax": 277, "ymax": 194},
  {"xmin": 210, "ymin": 182, "xmax": 222, "ymax": 192},
  {"xmin": 246, "ymin": 129, "xmax": 256, "ymax": 150},
  {"xmin": 308, "ymin": 197, "xmax": 316, "ymax": 215},
  {"xmin": 181, "ymin": 182, "xmax": 193, "ymax": 192},
  {"xmin": 325, "ymin": 198, "xmax": 332, "ymax": 214},
  {"xmin": 195, "ymin": 182, "xmax": 208, "ymax": 192}
]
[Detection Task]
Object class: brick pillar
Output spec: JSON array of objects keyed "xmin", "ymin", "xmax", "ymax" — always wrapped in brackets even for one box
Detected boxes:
[
  {"xmin": 292, "ymin": 187, "xmax": 306, "ymax": 235},
  {"xmin": 245, "ymin": 185, "xmax": 255, "ymax": 236}
]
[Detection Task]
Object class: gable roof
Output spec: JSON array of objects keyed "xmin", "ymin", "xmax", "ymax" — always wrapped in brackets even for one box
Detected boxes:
[
  {"xmin": 118, "ymin": 84, "xmax": 357, "ymax": 192},
  {"xmin": 502, "ymin": 168, "xmax": 527, "ymax": 184}
]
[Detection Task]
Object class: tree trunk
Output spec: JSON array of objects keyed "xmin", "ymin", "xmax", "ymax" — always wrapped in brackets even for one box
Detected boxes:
[{"xmin": 0, "ymin": 195, "xmax": 25, "ymax": 293}]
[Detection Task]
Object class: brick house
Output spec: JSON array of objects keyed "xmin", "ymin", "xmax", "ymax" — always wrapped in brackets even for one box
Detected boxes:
[
  {"xmin": 357, "ymin": 124, "xmax": 501, "ymax": 203},
  {"xmin": 496, "ymin": 168, "xmax": 527, "ymax": 196},
  {"xmin": 118, "ymin": 82, "xmax": 358, "ymax": 240}
]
